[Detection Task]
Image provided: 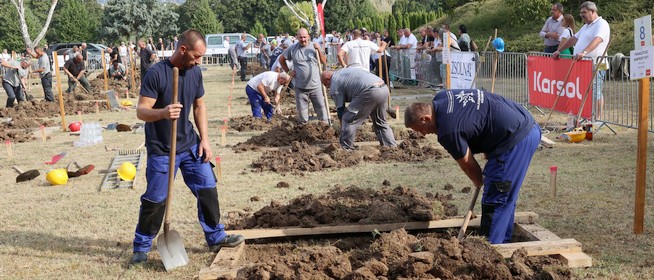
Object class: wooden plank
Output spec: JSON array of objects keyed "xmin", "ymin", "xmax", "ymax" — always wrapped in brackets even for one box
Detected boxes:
[
  {"xmin": 493, "ymin": 239, "xmax": 582, "ymax": 258},
  {"xmin": 198, "ymin": 266, "xmax": 239, "ymax": 280},
  {"xmin": 557, "ymin": 252, "xmax": 593, "ymax": 268},
  {"xmin": 228, "ymin": 212, "xmax": 538, "ymax": 240},
  {"xmin": 210, "ymin": 242, "xmax": 245, "ymax": 267},
  {"xmin": 198, "ymin": 242, "xmax": 245, "ymax": 280},
  {"xmin": 516, "ymin": 223, "xmax": 592, "ymax": 268},
  {"xmin": 515, "ymin": 223, "xmax": 561, "ymax": 241}
]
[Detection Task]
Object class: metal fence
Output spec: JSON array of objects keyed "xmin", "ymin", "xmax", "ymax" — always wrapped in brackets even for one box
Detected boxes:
[{"xmin": 388, "ymin": 49, "xmax": 654, "ymax": 133}]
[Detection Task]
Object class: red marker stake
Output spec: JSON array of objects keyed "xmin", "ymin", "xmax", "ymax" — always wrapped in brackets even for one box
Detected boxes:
[{"xmin": 550, "ymin": 166, "xmax": 557, "ymax": 198}]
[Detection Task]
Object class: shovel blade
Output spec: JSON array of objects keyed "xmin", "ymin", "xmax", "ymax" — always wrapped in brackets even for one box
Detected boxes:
[
  {"xmin": 16, "ymin": 170, "xmax": 40, "ymax": 183},
  {"xmin": 386, "ymin": 108, "xmax": 397, "ymax": 119},
  {"xmin": 156, "ymin": 230, "xmax": 189, "ymax": 271}
]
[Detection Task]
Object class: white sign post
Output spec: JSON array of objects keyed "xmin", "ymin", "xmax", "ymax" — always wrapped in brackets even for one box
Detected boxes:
[
  {"xmin": 449, "ymin": 52, "xmax": 476, "ymax": 88},
  {"xmin": 634, "ymin": 15, "xmax": 652, "ymax": 50}
]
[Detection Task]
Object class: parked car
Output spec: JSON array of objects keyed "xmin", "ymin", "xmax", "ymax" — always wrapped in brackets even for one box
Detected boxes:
[
  {"xmin": 205, "ymin": 33, "xmax": 258, "ymax": 57},
  {"xmin": 48, "ymin": 42, "xmax": 110, "ymax": 70}
]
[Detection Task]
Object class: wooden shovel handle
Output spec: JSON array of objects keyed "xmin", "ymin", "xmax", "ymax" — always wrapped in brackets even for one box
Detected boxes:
[
  {"xmin": 12, "ymin": 165, "xmax": 23, "ymax": 174},
  {"xmin": 163, "ymin": 67, "xmax": 179, "ymax": 234},
  {"xmin": 458, "ymin": 185, "xmax": 482, "ymax": 240}
]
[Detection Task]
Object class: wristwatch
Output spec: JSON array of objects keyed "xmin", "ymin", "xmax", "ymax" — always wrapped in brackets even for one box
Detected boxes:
[{"xmin": 581, "ymin": 51, "xmax": 588, "ymax": 55}]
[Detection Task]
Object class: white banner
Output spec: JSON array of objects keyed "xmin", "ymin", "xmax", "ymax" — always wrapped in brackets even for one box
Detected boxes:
[{"xmin": 449, "ymin": 52, "xmax": 476, "ymax": 89}]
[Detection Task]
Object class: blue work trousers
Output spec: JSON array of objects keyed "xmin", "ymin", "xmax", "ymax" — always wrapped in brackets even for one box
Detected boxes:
[
  {"xmin": 133, "ymin": 144, "xmax": 226, "ymax": 252},
  {"xmin": 245, "ymin": 85, "xmax": 273, "ymax": 120},
  {"xmin": 481, "ymin": 125, "xmax": 541, "ymax": 244}
]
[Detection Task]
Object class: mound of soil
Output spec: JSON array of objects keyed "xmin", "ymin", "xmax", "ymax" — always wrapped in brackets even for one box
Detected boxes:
[
  {"xmin": 87, "ymin": 77, "xmax": 134, "ymax": 99},
  {"xmin": 233, "ymin": 121, "xmax": 423, "ymax": 153},
  {"xmin": 0, "ymin": 98, "xmax": 108, "ymax": 119},
  {"xmin": 225, "ymin": 185, "xmax": 457, "ymax": 230},
  {"xmin": 228, "ymin": 230, "xmax": 571, "ymax": 280},
  {"xmin": 251, "ymin": 139, "xmax": 444, "ymax": 174},
  {"xmin": 224, "ymin": 115, "xmax": 298, "ymax": 132}
]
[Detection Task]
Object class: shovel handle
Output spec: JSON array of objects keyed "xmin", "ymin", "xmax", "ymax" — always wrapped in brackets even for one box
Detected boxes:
[
  {"xmin": 163, "ymin": 67, "xmax": 179, "ymax": 234},
  {"xmin": 315, "ymin": 47, "xmax": 332, "ymax": 126},
  {"xmin": 12, "ymin": 165, "xmax": 23, "ymax": 174},
  {"xmin": 457, "ymin": 185, "xmax": 482, "ymax": 240}
]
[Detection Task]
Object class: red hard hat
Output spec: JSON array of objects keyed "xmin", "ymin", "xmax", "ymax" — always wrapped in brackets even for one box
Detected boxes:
[{"xmin": 69, "ymin": 122, "xmax": 82, "ymax": 132}]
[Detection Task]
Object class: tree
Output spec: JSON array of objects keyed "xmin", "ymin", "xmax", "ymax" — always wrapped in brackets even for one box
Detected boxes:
[
  {"xmin": 4, "ymin": 0, "xmax": 58, "ymax": 49},
  {"xmin": 324, "ymin": 0, "xmax": 376, "ymax": 33},
  {"xmin": 177, "ymin": 0, "xmax": 223, "ymax": 35},
  {"xmin": 47, "ymin": 0, "xmax": 102, "ymax": 43},
  {"xmin": 102, "ymin": 0, "xmax": 179, "ymax": 44},
  {"xmin": 250, "ymin": 20, "xmax": 267, "ymax": 37},
  {"xmin": 275, "ymin": 1, "xmax": 314, "ymax": 34}
]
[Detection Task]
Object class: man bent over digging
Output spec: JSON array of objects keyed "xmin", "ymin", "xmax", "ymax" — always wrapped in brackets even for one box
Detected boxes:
[{"xmin": 404, "ymin": 89, "xmax": 540, "ymax": 244}]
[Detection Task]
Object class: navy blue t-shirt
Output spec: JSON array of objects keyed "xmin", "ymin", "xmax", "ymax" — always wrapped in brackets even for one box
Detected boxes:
[
  {"xmin": 141, "ymin": 59, "xmax": 204, "ymax": 156},
  {"xmin": 433, "ymin": 89, "xmax": 535, "ymax": 160}
]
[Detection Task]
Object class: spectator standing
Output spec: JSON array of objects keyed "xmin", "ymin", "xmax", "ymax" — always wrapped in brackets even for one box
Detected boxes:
[
  {"xmin": 553, "ymin": 1, "xmax": 610, "ymax": 119},
  {"xmin": 235, "ymin": 34, "xmax": 251, "ymax": 81},
  {"xmin": 338, "ymin": 29, "xmax": 387, "ymax": 71},
  {"xmin": 138, "ymin": 39, "xmax": 157, "ymax": 80},
  {"xmin": 558, "ymin": 14, "xmax": 576, "ymax": 57},
  {"xmin": 383, "ymin": 29, "xmax": 395, "ymax": 47},
  {"xmin": 254, "ymin": 34, "xmax": 270, "ymax": 70},
  {"xmin": 458, "ymin": 25, "xmax": 472, "ymax": 51},
  {"xmin": 1, "ymin": 49, "xmax": 11, "ymax": 61},
  {"xmin": 27, "ymin": 47, "xmax": 54, "ymax": 102},
  {"xmin": 1, "ymin": 58, "xmax": 29, "ymax": 107},
  {"xmin": 119, "ymin": 42, "xmax": 128, "ymax": 64},
  {"xmin": 279, "ymin": 28, "xmax": 329, "ymax": 124},
  {"xmin": 539, "ymin": 3, "xmax": 564, "ymax": 53}
]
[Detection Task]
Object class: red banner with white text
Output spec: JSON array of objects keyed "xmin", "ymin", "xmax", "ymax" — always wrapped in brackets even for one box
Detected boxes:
[{"xmin": 527, "ymin": 56, "xmax": 593, "ymax": 119}]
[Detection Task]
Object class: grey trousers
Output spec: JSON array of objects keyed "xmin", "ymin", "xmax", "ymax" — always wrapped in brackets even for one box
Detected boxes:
[
  {"xmin": 295, "ymin": 87, "xmax": 328, "ymax": 123},
  {"xmin": 340, "ymin": 86, "xmax": 397, "ymax": 150},
  {"xmin": 67, "ymin": 76, "xmax": 91, "ymax": 93}
]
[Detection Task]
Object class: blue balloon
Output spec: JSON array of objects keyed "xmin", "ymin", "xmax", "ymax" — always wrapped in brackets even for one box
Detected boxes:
[{"xmin": 492, "ymin": 37, "xmax": 505, "ymax": 52}]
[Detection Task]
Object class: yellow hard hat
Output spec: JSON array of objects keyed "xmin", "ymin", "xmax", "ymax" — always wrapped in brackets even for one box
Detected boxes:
[
  {"xmin": 116, "ymin": 162, "xmax": 136, "ymax": 181},
  {"xmin": 46, "ymin": 168, "xmax": 69, "ymax": 185},
  {"xmin": 121, "ymin": 100, "xmax": 134, "ymax": 106}
]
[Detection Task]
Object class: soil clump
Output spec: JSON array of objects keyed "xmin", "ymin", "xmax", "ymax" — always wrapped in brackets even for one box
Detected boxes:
[{"xmin": 251, "ymin": 139, "xmax": 444, "ymax": 174}]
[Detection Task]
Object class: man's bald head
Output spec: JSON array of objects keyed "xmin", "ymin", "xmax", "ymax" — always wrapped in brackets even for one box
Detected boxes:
[
  {"xmin": 404, "ymin": 103, "xmax": 433, "ymax": 128},
  {"xmin": 320, "ymin": 70, "xmax": 335, "ymax": 87}
]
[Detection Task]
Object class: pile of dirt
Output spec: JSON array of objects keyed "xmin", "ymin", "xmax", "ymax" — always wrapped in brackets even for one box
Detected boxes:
[
  {"xmin": 225, "ymin": 185, "xmax": 457, "ymax": 230},
  {"xmin": 233, "ymin": 121, "xmax": 424, "ymax": 153},
  {"xmin": 0, "ymin": 98, "xmax": 107, "ymax": 119},
  {"xmin": 250, "ymin": 139, "xmax": 444, "ymax": 174},
  {"xmin": 224, "ymin": 115, "xmax": 298, "ymax": 132},
  {"xmin": 228, "ymin": 230, "xmax": 571, "ymax": 279},
  {"xmin": 87, "ymin": 77, "xmax": 134, "ymax": 99}
]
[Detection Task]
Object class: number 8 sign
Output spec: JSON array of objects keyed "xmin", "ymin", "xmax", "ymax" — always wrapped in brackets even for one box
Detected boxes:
[{"xmin": 634, "ymin": 15, "xmax": 652, "ymax": 50}]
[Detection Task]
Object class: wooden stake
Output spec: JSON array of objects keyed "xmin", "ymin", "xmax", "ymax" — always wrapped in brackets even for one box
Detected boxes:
[
  {"xmin": 40, "ymin": 125, "xmax": 46, "ymax": 142},
  {"xmin": 53, "ymin": 50, "xmax": 67, "ymax": 131},
  {"xmin": 95, "ymin": 101, "xmax": 99, "ymax": 114},
  {"xmin": 215, "ymin": 156, "xmax": 223, "ymax": 182},
  {"xmin": 490, "ymin": 29, "xmax": 499, "ymax": 92},
  {"xmin": 634, "ymin": 77, "xmax": 649, "ymax": 234},
  {"xmin": 5, "ymin": 140, "xmax": 13, "ymax": 159},
  {"xmin": 470, "ymin": 36, "xmax": 493, "ymax": 89},
  {"xmin": 130, "ymin": 46, "xmax": 136, "ymax": 91},
  {"xmin": 101, "ymin": 49, "xmax": 110, "ymax": 109},
  {"xmin": 395, "ymin": 105, "xmax": 400, "ymax": 123},
  {"xmin": 221, "ymin": 126, "xmax": 227, "ymax": 146},
  {"xmin": 77, "ymin": 111, "xmax": 82, "ymax": 123},
  {"xmin": 550, "ymin": 166, "xmax": 557, "ymax": 198}
]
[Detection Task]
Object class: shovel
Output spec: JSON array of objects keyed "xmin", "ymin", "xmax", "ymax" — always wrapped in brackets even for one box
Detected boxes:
[
  {"xmin": 457, "ymin": 185, "xmax": 482, "ymax": 241},
  {"xmin": 381, "ymin": 54, "xmax": 397, "ymax": 119},
  {"xmin": 13, "ymin": 166, "xmax": 40, "ymax": 183},
  {"xmin": 66, "ymin": 161, "xmax": 95, "ymax": 178},
  {"xmin": 156, "ymin": 67, "xmax": 189, "ymax": 271},
  {"xmin": 315, "ymin": 47, "xmax": 332, "ymax": 126}
]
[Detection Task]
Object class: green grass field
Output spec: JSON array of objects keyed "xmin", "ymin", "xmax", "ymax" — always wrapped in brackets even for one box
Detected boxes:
[{"xmin": 0, "ymin": 66, "xmax": 653, "ymax": 279}]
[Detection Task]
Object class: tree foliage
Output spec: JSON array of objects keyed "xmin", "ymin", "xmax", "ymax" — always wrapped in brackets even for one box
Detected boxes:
[
  {"xmin": 250, "ymin": 20, "xmax": 267, "ymax": 37},
  {"xmin": 47, "ymin": 0, "xmax": 102, "ymax": 43},
  {"xmin": 275, "ymin": 1, "xmax": 314, "ymax": 35},
  {"xmin": 324, "ymin": 0, "xmax": 376, "ymax": 33},
  {"xmin": 102, "ymin": 0, "xmax": 178, "ymax": 44},
  {"xmin": 210, "ymin": 0, "xmax": 283, "ymax": 34},
  {"xmin": 177, "ymin": 0, "xmax": 223, "ymax": 35}
]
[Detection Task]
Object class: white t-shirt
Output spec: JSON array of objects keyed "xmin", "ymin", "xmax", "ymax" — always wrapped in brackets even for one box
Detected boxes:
[
  {"xmin": 223, "ymin": 40, "xmax": 230, "ymax": 49},
  {"xmin": 119, "ymin": 46, "xmax": 128, "ymax": 58},
  {"xmin": 404, "ymin": 34, "xmax": 418, "ymax": 49},
  {"xmin": 247, "ymin": 71, "xmax": 283, "ymax": 94},
  {"xmin": 340, "ymin": 38, "xmax": 380, "ymax": 70},
  {"xmin": 272, "ymin": 56, "xmax": 293, "ymax": 72},
  {"xmin": 398, "ymin": 35, "xmax": 407, "ymax": 46},
  {"xmin": 574, "ymin": 16, "xmax": 610, "ymax": 66},
  {"xmin": 558, "ymin": 28, "xmax": 573, "ymax": 41}
]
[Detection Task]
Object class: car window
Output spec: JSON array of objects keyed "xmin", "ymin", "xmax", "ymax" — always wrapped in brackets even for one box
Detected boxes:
[
  {"xmin": 245, "ymin": 36, "xmax": 256, "ymax": 44},
  {"xmin": 228, "ymin": 36, "xmax": 240, "ymax": 45},
  {"xmin": 207, "ymin": 36, "xmax": 223, "ymax": 46}
]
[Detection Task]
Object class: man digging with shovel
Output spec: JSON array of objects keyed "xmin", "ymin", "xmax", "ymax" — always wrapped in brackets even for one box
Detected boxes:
[
  {"xmin": 404, "ymin": 89, "xmax": 540, "ymax": 244},
  {"xmin": 130, "ymin": 29, "xmax": 244, "ymax": 269},
  {"xmin": 320, "ymin": 68, "xmax": 397, "ymax": 150}
]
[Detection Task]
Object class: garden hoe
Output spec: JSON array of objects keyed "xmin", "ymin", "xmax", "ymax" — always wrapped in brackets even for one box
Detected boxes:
[
  {"xmin": 12, "ymin": 166, "xmax": 40, "ymax": 183},
  {"xmin": 156, "ymin": 67, "xmax": 189, "ymax": 271},
  {"xmin": 457, "ymin": 185, "xmax": 481, "ymax": 241}
]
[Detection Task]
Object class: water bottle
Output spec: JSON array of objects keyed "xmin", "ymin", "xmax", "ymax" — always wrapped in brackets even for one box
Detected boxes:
[{"xmin": 74, "ymin": 122, "xmax": 103, "ymax": 147}]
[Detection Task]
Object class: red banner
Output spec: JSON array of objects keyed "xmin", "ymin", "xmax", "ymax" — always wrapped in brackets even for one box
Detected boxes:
[
  {"xmin": 317, "ymin": 3, "xmax": 325, "ymax": 38},
  {"xmin": 527, "ymin": 56, "xmax": 593, "ymax": 119}
]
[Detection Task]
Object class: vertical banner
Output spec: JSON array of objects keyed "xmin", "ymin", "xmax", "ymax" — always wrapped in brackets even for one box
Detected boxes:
[
  {"xmin": 317, "ymin": 3, "xmax": 325, "ymax": 39},
  {"xmin": 527, "ymin": 56, "xmax": 593, "ymax": 119},
  {"xmin": 449, "ymin": 52, "xmax": 476, "ymax": 89}
]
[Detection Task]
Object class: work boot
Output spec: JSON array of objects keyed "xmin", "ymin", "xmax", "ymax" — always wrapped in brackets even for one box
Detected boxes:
[
  {"xmin": 129, "ymin": 252, "xmax": 148, "ymax": 267},
  {"xmin": 210, "ymin": 234, "xmax": 245, "ymax": 252}
]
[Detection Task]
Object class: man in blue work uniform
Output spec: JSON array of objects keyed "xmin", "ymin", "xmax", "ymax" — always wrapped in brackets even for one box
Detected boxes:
[
  {"xmin": 404, "ymin": 89, "xmax": 541, "ymax": 244},
  {"xmin": 130, "ymin": 29, "xmax": 243, "ymax": 266}
]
